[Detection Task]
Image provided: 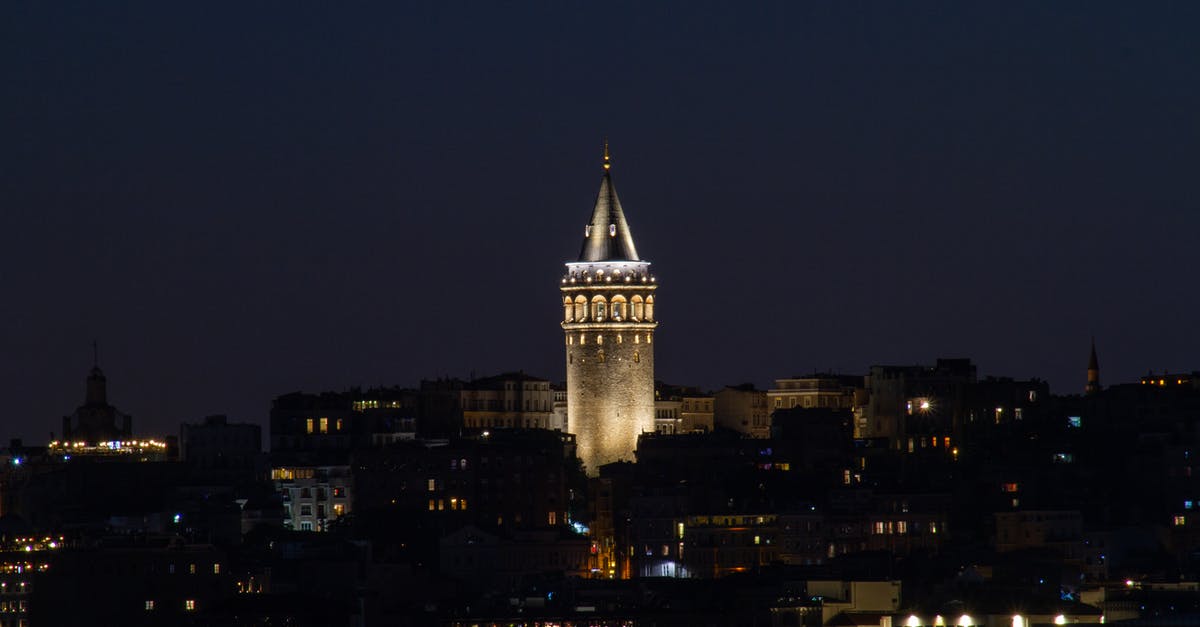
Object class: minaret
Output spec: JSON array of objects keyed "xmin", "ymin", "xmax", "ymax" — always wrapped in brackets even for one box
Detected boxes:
[
  {"xmin": 1085, "ymin": 338, "xmax": 1101, "ymax": 395},
  {"xmin": 561, "ymin": 142, "xmax": 658, "ymax": 475},
  {"xmin": 86, "ymin": 340, "xmax": 107, "ymax": 405}
]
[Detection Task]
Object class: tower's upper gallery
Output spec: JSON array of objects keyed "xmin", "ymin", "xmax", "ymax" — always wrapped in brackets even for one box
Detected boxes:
[{"xmin": 576, "ymin": 145, "xmax": 641, "ymax": 263}]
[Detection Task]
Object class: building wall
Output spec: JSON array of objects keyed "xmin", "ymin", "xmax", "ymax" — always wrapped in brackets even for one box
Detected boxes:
[{"xmin": 714, "ymin": 386, "xmax": 770, "ymax": 438}]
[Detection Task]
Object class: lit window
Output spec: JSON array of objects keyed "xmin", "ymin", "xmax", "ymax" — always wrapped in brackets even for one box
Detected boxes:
[
  {"xmin": 897, "ymin": 521, "xmax": 908, "ymax": 534},
  {"xmin": 333, "ymin": 504, "xmax": 345, "ymax": 516},
  {"xmin": 185, "ymin": 600, "xmax": 196, "ymax": 611},
  {"xmin": 305, "ymin": 419, "xmax": 314, "ymax": 434},
  {"xmin": 144, "ymin": 600, "xmax": 155, "ymax": 611},
  {"xmin": 1186, "ymin": 500, "xmax": 1194, "ymax": 510},
  {"xmin": 336, "ymin": 418, "xmax": 343, "ymax": 431},
  {"xmin": 1175, "ymin": 515, "xmax": 1187, "ymax": 526},
  {"xmin": 548, "ymin": 511, "xmax": 557, "ymax": 525},
  {"xmin": 427, "ymin": 479, "xmax": 436, "ymax": 492},
  {"xmin": 1067, "ymin": 416, "xmax": 1082, "ymax": 428},
  {"xmin": 189, "ymin": 563, "xmax": 196, "ymax": 574},
  {"xmin": 428, "ymin": 499, "xmax": 435, "ymax": 511},
  {"xmin": 212, "ymin": 563, "xmax": 220, "ymax": 574},
  {"xmin": 319, "ymin": 417, "xmax": 328, "ymax": 434},
  {"xmin": 1002, "ymin": 482, "xmax": 1019, "ymax": 493}
]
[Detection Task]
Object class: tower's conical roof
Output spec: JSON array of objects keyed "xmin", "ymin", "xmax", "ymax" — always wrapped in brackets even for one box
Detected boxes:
[{"xmin": 577, "ymin": 145, "xmax": 641, "ymax": 262}]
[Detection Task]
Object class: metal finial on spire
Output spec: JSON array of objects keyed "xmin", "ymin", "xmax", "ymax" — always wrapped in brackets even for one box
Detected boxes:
[{"xmin": 602, "ymin": 136, "xmax": 611, "ymax": 171}]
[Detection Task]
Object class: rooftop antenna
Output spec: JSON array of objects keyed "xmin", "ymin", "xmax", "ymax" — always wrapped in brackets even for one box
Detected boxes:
[{"xmin": 602, "ymin": 136, "xmax": 611, "ymax": 171}]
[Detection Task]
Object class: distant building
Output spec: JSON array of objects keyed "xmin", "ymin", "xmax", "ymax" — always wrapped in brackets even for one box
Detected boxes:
[
  {"xmin": 352, "ymin": 429, "xmax": 578, "ymax": 535},
  {"xmin": 551, "ymin": 383, "xmax": 568, "ymax": 431},
  {"xmin": 680, "ymin": 394, "xmax": 715, "ymax": 433},
  {"xmin": 863, "ymin": 358, "xmax": 976, "ymax": 448},
  {"xmin": 714, "ymin": 384, "xmax": 769, "ymax": 438},
  {"xmin": 460, "ymin": 372, "xmax": 555, "ymax": 430},
  {"xmin": 654, "ymin": 384, "xmax": 713, "ymax": 434},
  {"xmin": 767, "ymin": 374, "xmax": 864, "ymax": 412},
  {"xmin": 269, "ymin": 387, "xmax": 418, "ymax": 458},
  {"xmin": 1139, "ymin": 371, "xmax": 1200, "ymax": 389},
  {"xmin": 180, "ymin": 414, "xmax": 264, "ymax": 485},
  {"xmin": 995, "ymin": 510, "xmax": 1084, "ymax": 561},
  {"xmin": 61, "ymin": 363, "xmax": 132, "ymax": 444},
  {"xmin": 271, "ymin": 465, "xmax": 351, "ymax": 532}
]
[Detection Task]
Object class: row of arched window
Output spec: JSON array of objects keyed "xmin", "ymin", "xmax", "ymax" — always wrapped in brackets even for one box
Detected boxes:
[{"xmin": 563, "ymin": 294, "xmax": 654, "ymax": 323}]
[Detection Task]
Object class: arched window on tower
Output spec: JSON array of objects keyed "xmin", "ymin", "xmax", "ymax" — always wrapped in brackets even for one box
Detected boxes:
[
  {"xmin": 574, "ymin": 296, "xmax": 587, "ymax": 322},
  {"xmin": 610, "ymin": 295, "xmax": 627, "ymax": 321},
  {"xmin": 597, "ymin": 348, "xmax": 605, "ymax": 363},
  {"xmin": 645, "ymin": 295, "xmax": 655, "ymax": 321},
  {"xmin": 591, "ymin": 295, "xmax": 607, "ymax": 322},
  {"xmin": 631, "ymin": 295, "xmax": 644, "ymax": 321},
  {"xmin": 563, "ymin": 297, "xmax": 574, "ymax": 322}
]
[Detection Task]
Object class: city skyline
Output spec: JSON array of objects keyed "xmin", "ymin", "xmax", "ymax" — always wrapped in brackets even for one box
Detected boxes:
[{"xmin": 5, "ymin": 3, "xmax": 1200, "ymax": 441}]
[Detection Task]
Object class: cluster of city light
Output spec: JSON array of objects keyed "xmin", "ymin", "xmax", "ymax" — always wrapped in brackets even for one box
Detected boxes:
[
  {"xmin": 5, "ymin": 536, "xmax": 62, "ymax": 553},
  {"xmin": 0, "ymin": 562, "xmax": 48, "ymax": 574},
  {"xmin": 905, "ymin": 614, "xmax": 1069, "ymax": 627},
  {"xmin": 48, "ymin": 439, "xmax": 166, "ymax": 452}
]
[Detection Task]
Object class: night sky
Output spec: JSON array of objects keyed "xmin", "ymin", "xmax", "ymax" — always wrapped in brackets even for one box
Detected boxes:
[{"xmin": 3, "ymin": 2, "xmax": 1198, "ymax": 441}]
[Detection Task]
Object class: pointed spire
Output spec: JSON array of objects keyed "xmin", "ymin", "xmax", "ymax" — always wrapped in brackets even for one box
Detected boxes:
[
  {"xmin": 577, "ymin": 140, "xmax": 642, "ymax": 262},
  {"xmin": 1086, "ymin": 337, "xmax": 1101, "ymax": 395},
  {"xmin": 86, "ymin": 344, "xmax": 108, "ymax": 406}
]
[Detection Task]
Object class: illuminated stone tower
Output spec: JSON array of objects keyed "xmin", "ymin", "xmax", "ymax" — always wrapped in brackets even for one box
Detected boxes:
[{"xmin": 561, "ymin": 144, "xmax": 657, "ymax": 475}]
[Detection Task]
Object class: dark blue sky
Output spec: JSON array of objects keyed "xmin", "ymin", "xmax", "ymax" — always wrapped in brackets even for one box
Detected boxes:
[{"xmin": 3, "ymin": 2, "xmax": 1198, "ymax": 440}]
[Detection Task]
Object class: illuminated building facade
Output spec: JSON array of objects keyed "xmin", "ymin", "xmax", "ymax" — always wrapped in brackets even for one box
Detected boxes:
[
  {"xmin": 459, "ymin": 373, "xmax": 556, "ymax": 430},
  {"xmin": 271, "ymin": 465, "xmax": 352, "ymax": 532},
  {"xmin": 654, "ymin": 384, "xmax": 714, "ymax": 434},
  {"xmin": 561, "ymin": 145, "xmax": 657, "ymax": 475}
]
